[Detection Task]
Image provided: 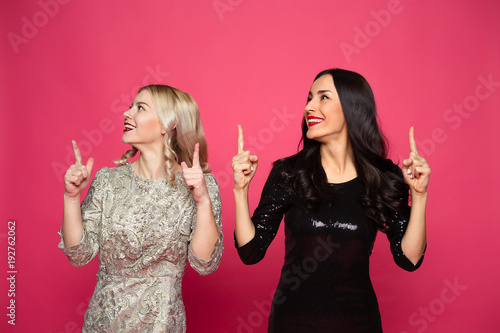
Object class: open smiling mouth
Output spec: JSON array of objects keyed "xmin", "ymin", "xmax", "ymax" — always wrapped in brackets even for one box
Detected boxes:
[
  {"xmin": 124, "ymin": 123, "xmax": 136, "ymax": 132},
  {"xmin": 307, "ymin": 116, "xmax": 324, "ymax": 126}
]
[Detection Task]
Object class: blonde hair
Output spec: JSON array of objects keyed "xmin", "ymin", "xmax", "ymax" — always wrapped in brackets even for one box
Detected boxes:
[{"xmin": 115, "ymin": 84, "xmax": 210, "ymax": 182}]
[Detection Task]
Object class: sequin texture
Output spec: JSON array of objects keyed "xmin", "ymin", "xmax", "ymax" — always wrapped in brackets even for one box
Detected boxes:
[{"xmin": 237, "ymin": 163, "xmax": 424, "ymax": 332}]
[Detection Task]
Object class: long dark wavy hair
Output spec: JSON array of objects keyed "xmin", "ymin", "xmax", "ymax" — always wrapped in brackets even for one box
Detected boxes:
[{"xmin": 275, "ymin": 68, "xmax": 408, "ymax": 232}]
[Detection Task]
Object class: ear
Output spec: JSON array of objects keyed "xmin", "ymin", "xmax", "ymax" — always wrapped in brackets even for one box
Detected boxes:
[{"xmin": 161, "ymin": 124, "xmax": 176, "ymax": 135}]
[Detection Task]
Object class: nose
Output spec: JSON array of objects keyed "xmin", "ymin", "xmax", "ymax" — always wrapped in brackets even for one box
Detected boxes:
[
  {"xmin": 123, "ymin": 106, "xmax": 133, "ymax": 119},
  {"xmin": 305, "ymin": 99, "xmax": 316, "ymax": 113}
]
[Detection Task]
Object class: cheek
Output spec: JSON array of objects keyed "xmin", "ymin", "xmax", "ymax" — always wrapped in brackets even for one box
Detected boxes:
[
  {"xmin": 338, "ymin": 112, "xmax": 346, "ymax": 125},
  {"xmin": 142, "ymin": 116, "xmax": 163, "ymax": 132}
]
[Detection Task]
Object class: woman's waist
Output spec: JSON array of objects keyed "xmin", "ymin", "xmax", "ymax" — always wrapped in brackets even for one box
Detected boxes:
[{"xmin": 96, "ymin": 269, "xmax": 183, "ymax": 281}]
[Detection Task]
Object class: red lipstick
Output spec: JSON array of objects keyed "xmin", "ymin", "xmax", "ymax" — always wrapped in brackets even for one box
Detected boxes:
[{"xmin": 307, "ymin": 116, "xmax": 324, "ymax": 127}]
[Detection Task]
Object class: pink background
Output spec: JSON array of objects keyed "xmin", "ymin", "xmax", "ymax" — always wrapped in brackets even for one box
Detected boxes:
[{"xmin": 1, "ymin": 0, "xmax": 499, "ymax": 332}]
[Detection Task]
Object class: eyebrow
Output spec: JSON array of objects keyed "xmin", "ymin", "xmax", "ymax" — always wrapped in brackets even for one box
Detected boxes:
[
  {"xmin": 134, "ymin": 101, "xmax": 151, "ymax": 108},
  {"xmin": 308, "ymin": 89, "xmax": 333, "ymax": 95}
]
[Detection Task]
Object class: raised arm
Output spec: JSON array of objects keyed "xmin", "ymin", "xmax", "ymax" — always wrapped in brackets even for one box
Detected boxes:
[
  {"xmin": 400, "ymin": 127, "xmax": 430, "ymax": 264},
  {"xmin": 232, "ymin": 125, "xmax": 259, "ymax": 247},
  {"xmin": 62, "ymin": 140, "xmax": 94, "ymax": 248},
  {"xmin": 182, "ymin": 143, "xmax": 221, "ymax": 263}
]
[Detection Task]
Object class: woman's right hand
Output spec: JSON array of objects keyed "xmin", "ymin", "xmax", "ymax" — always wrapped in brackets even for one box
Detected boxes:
[
  {"xmin": 64, "ymin": 140, "xmax": 94, "ymax": 199},
  {"xmin": 232, "ymin": 125, "xmax": 258, "ymax": 191}
]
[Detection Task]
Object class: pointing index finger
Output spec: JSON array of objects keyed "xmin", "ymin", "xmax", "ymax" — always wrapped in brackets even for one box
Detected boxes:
[
  {"xmin": 192, "ymin": 143, "xmax": 200, "ymax": 168},
  {"xmin": 72, "ymin": 140, "xmax": 83, "ymax": 165},
  {"xmin": 238, "ymin": 124, "xmax": 245, "ymax": 154},
  {"xmin": 409, "ymin": 127, "xmax": 418, "ymax": 154}
]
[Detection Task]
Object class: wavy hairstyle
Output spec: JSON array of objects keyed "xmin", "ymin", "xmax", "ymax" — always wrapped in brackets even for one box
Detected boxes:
[
  {"xmin": 115, "ymin": 84, "xmax": 210, "ymax": 182},
  {"xmin": 276, "ymin": 68, "xmax": 408, "ymax": 232}
]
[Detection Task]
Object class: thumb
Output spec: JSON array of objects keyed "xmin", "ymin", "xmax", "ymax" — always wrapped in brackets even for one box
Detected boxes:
[
  {"xmin": 86, "ymin": 158, "xmax": 94, "ymax": 174},
  {"xmin": 181, "ymin": 161, "xmax": 188, "ymax": 170},
  {"xmin": 402, "ymin": 158, "xmax": 412, "ymax": 168}
]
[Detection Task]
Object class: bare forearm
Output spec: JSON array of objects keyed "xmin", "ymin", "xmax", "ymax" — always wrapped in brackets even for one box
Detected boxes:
[
  {"xmin": 402, "ymin": 191, "xmax": 427, "ymax": 264},
  {"xmin": 190, "ymin": 199, "xmax": 220, "ymax": 261},
  {"xmin": 234, "ymin": 188, "xmax": 255, "ymax": 247},
  {"xmin": 62, "ymin": 193, "xmax": 84, "ymax": 248}
]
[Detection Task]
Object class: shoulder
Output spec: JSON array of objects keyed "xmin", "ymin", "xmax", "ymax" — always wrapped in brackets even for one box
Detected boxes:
[
  {"xmin": 381, "ymin": 159, "xmax": 409, "ymax": 196},
  {"xmin": 267, "ymin": 153, "xmax": 304, "ymax": 186},
  {"xmin": 94, "ymin": 164, "xmax": 130, "ymax": 175},
  {"xmin": 107, "ymin": 163, "xmax": 130, "ymax": 175},
  {"xmin": 92, "ymin": 166, "xmax": 109, "ymax": 182},
  {"xmin": 271, "ymin": 153, "xmax": 300, "ymax": 176},
  {"xmin": 381, "ymin": 159, "xmax": 404, "ymax": 178},
  {"xmin": 273, "ymin": 153, "xmax": 299, "ymax": 170},
  {"xmin": 93, "ymin": 164, "xmax": 132, "ymax": 184},
  {"xmin": 255, "ymin": 156, "xmax": 299, "ymax": 194},
  {"xmin": 203, "ymin": 173, "xmax": 221, "ymax": 195},
  {"xmin": 203, "ymin": 173, "xmax": 219, "ymax": 186}
]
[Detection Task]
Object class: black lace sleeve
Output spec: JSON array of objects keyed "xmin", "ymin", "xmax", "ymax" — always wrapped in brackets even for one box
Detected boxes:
[
  {"xmin": 236, "ymin": 165, "xmax": 292, "ymax": 265},
  {"xmin": 385, "ymin": 170, "xmax": 425, "ymax": 271}
]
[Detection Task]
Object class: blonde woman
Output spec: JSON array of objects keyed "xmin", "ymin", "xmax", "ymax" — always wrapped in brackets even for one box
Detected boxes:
[{"xmin": 59, "ymin": 85, "xmax": 223, "ymax": 332}]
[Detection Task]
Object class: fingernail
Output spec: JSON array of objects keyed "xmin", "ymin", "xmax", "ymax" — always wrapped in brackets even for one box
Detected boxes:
[{"xmin": 406, "ymin": 168, "xmax": 411, "ymax": 174}]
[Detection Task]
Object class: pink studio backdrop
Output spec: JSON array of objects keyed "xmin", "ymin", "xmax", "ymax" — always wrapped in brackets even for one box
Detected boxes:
[{"xmin": 1, "ymin": 0, "xmax": 499, "ymax": 332}]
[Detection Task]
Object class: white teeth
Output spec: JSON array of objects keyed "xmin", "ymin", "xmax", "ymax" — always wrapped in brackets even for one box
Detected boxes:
[
  {"xmin": 308, "ymin": 119, "xmax": 323, "ymax": 124},
  {"xmin": 124, "ymin": 124, "xmax": 135, "ymax": 130}
]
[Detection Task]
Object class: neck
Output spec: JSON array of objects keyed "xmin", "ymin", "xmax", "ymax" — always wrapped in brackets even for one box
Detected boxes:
[
  {"xmin": 319, "ymin": 139, "xmax": 357, "ymax": 183},
  {"xmin": 132, "ymin": 148, "xmax": 178, "ymax": 179}
]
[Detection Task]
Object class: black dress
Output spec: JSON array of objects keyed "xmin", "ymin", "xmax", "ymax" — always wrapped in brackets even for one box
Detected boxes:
[{"xmin": 237, "ymin": 163, "xmax": 424, "ymax": 332}]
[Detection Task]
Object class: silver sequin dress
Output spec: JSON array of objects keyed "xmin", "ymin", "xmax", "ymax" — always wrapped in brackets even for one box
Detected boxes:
[{"xmin": 59, "ymin": 163, "xmax": 223, "ymax": 332}]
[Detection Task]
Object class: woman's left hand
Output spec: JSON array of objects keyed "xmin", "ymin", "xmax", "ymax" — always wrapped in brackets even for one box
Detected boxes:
[
  {"xmin": 182, "ymin": 143, "xmax": 210, "ymax": 204},
  {"xmin": 402, "ymin": 127, "xmax": 431, "ymax": 195}
]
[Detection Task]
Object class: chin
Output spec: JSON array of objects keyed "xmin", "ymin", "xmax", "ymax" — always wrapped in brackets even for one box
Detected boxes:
[{"xmin": 306, "ymin": 130, "xmax": 315, "ymax": 140}]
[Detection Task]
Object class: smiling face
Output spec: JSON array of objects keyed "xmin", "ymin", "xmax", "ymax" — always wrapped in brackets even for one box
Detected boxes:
[
  {"xmin": 122, "ymin": 89, "xmax": 166, "ymax": 149},
  {"xmin": 304, "ymin": 74, "xmax": 347, "ymax": 144}
]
